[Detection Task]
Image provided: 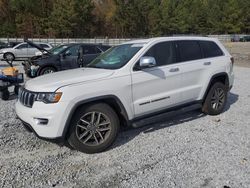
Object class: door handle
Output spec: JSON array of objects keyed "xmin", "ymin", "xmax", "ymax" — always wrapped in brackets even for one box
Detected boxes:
[
  {"xmin": 169, "ymin": 68, "xmax": 179, "ymax": 72},
  {"xmin": 204, "ymin": 62, "xmax": 211, "ymax": 66}
]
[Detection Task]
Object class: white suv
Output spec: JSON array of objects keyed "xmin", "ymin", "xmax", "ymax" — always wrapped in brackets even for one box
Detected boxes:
[{"xmin": 15, "ymin": 37, "xmax": 234, "ymax": 153}]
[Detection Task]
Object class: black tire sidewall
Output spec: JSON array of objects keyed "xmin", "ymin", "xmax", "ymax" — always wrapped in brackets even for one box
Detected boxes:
[
  {"xmin": 203, "ymin": 82, "xmax": 227, "ymax": 115},
  {"xmin": 4, "ymin": 53, "xmax": 15, "ymax": 61},
  {"xmin": 67, "ymin": 103, "xmax": 120, "ymax": 153},
  {"xmin": 0, "ymin": 89, "xmax": 10, "ymax": 100}
]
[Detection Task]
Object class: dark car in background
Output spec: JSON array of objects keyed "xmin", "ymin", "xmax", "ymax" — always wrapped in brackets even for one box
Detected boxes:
[
  {"xmin": 240, "ymin": 35, "xmax": 250, "ymax": 42},
  {"xmin": 23, "ymin": 41, "xmax": 111, "ymax": 77}
]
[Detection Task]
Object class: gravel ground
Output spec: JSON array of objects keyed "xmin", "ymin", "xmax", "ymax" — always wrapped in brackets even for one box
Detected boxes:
[{"xmin": 0, "ymin": 64, "xmax": 250, "ymax": 188}]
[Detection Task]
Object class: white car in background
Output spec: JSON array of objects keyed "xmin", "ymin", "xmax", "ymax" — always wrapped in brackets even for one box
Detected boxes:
[{"xmin": 0, "ymin": 42, "xmax": 52, "ymax": 61}]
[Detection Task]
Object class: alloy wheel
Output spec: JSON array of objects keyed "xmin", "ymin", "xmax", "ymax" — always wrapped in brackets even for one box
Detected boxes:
[
  {"xmin": 211, "ymin": 87, "xmax": 225, "ymax": 110},
  {"xmin": 76, "ymin": 111, "xmax": 112, "ymax": 146}
]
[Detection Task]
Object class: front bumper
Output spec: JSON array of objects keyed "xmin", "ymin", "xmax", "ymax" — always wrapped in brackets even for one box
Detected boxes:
[{"xmin": 15, "ymin": 100, "xmax": 71, "ymax": 139}]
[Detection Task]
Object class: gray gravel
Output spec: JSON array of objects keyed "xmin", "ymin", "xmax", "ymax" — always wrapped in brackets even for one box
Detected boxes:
[{"xmin": 0, "ymin": 65, "xmax": 250, "ymax": 188}]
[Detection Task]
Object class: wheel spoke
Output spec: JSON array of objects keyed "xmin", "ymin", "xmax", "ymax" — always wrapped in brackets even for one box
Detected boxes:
[
  {"xmin": 93, "ymin": 133, "xmax": 99, "ymax": 144},
  {"xmin": 77, "ymin": 124, "xmax": 88, "ymax": 130},
  {"xmin": 79, "ymin": 130, "xmax": 90, "ymax": 140},
  {"xmin": 98, "ymin": 127, "xmax": 111, "ymax": 132},
  {"xmin": 96, "ymin": 130, "xmax": 104, "ymax": 141},
  {"xmin": 80, "ymin": 119, "xmax": 90, "ymax": 126},
  {"xmin": 97, "ymin": 122, "xmax": 110, "ymax": 127},
  {"xmin": 91, "ymin": 112, "xmax": 95, "ymax": 124},
  {"xmin": 96, "ymin": 113, "xmax": 101, "ymax": 125},
  {"xmin": 83, "ymin": 133, "xmax": 93, "ymax": 143}
]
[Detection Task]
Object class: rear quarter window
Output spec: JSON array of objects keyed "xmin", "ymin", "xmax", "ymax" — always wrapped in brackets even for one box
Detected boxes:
[
  {"xmin": 176, "ymin": 40, "xmax": 202, "ymax": 62},
  {"xmin": 199, "ymin": 41, "xmax": 224, "ymax": 58}
]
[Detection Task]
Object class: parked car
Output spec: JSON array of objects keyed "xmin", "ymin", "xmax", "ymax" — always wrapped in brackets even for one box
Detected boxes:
[
  {"xmin": 0, "ymin": 41, "xmax": 7, "ymax": 49},
  {"xmin": 16, "ymin": 37, "xmax": 234, "ymax": 153},
  {"xmin": 240, "ymin": 35, "xmax": 250, "ymax": 42},
  {"xmin": 22, "ymin": 41, "xmax": 111, "ymax": 77},
  {"xmin": 0, "ymin": 42, "xmax": 52, "ymax": 61},
  {"xmin": 231, "ymin": 35, "xmax": 240, "ymax": 42}
]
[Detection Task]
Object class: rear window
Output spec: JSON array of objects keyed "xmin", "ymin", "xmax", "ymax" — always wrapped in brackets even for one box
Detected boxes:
[
  {"xmin": 199, "ymin": 41, "xmax": 224, "ymax": 58},
  {"xmin": 177, "ymin": 41, "xmax": 202, "ymax": 62}
]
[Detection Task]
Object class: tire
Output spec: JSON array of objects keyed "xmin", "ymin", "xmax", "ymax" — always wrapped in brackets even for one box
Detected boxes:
[
  {"xmin": 202, "ymin": 82, "xmax": 228, "ymax": 115},
  {"xmin": 3, "ymin": 52, "xmax": 15, "ymax": 61},
  {"xmin": 0, "ymin": 89, "xmax": 10, "ymax": 100},
  {"xmin": 67, "ymin": 103, "xmax": 120, "ymax": 153},
  {"xmin": 14, "ymin": 85, "xmax": 19, "ymax": 95},
  {"xmin": 39, "ymin": 67, "xmax": 56, "ymax": 76}
]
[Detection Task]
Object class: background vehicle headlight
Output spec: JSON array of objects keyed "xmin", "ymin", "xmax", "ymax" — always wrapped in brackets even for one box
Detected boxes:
[{"xmin": 36, "ymin": 92, "xmax": 62, "ymax": 103}]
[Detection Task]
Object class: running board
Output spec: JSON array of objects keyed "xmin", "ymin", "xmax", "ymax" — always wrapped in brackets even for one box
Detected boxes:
[{"xmin": 131, "ymin": 103, "xmax": 202, "ymax": 128}]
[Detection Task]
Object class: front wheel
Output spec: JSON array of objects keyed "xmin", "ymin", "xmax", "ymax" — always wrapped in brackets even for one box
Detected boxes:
[
  {"xmin": 67, "ymin": 103, "xmax": 120, "ymax": 153},
  {"xmin": 39, "ymin": 67, "xmax": 56, "ymax": 76},
  {"xmin": 202, "ymin": 82, "xmax": 228, "ymax": 115},
  {"xmin": 0, "ymin": 89, "xmax": 10, "ymax": 100},
  {"xmin": 4, "ymin": 52, "xmax": 15, "ymax": 61}
]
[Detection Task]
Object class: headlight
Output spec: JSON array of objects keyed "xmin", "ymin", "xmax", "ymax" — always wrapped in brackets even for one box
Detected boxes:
[{"xmin": 36, "ymin": 92, "xmax": 62, "ymax": 103}]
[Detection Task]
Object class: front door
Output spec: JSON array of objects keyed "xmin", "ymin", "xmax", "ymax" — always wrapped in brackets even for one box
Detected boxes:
[
  {"xmin": 60, "ymin": 45, "xmax": 80, "ymax": 70},
  {"xmin": 131, "ymin": 41, "xmax": 182, "ymax": 117}
]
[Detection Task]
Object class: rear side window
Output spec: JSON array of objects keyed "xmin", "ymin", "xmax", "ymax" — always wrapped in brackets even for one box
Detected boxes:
[
  {"xmin": 82, "ymin": 46, "xmax": 98, "ymax": 54},
  {"xmin": 144, "ymin": 41, "xmax": 176, "ymax": 66},
  {"xmin": 199, "ymin": 41, "xmax": 224, "ymax": 58},
  {"xmin": 176, "ymin": 40, "xmax": 202, "ymax": 62}
]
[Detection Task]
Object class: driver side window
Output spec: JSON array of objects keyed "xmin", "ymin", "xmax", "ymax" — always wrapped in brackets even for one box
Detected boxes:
[
  {"xmin": 16, "ymin": 43, "xmax": 28, "ymax": 49},
  {"xmin": 144, "ymin": 41, "xmax": 176, "ymax": 66},
  {"xmin": 65, "ymin": 45, "xmax": 79, "ymax": 56},
  {"xmin": 134, "ymin": 41, "xmax": 176, "ymax": 71}
]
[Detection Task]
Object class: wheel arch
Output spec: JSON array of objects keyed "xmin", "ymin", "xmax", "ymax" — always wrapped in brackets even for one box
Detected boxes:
[
  {"xmin": 203, "ymin": 72, "xmax": 229, "ymax": 102},
  {"xmin": 62, "ymin": 95, "xmax": 130, "ymax": 139},
  {"xmin": 37, "ymin": 65, "xmax": 58, "ymax": 76}
]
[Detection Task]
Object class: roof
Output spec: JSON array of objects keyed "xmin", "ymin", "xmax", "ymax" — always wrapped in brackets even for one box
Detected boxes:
[{"xmin": 123, "ymin": 36, "xmax": 218, "ymax": 45}]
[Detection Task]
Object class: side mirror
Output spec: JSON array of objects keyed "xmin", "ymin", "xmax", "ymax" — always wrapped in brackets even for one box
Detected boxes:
[{"xmin": 139, "ymin": 56, "xmax": 156, "ymax": 69}]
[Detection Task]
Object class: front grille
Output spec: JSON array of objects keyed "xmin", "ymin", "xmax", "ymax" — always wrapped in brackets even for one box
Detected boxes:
[{"xmin": 19, "ymin": 88, "xmax": 37, "ymax": 108}]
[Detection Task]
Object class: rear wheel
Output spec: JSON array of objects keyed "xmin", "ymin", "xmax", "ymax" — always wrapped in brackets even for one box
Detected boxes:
[
  {"xmin": 39, "ymin": 67, "xmax": 56, "ymax": 75},
  {"xmin": 202, "ymin": 82, "xmax": 227, "ymax": 115},
  {"xmin": 67, "ymin": 103, "xmax": 120, "ymax": 153}
]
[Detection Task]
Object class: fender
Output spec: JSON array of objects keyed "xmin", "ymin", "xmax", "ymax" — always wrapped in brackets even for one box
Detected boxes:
[
  {"xmin": 61, "ymin": 95, "xmax": 129, "ymax": 139},
  {"xmin": 202, "ymin": 72, "xmax": 229, "ymax": 102}
]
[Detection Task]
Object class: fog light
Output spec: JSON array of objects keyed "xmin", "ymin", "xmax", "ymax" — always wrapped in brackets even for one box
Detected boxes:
[{"xmin": 34, "ymin": 118, "xmax": 49, "ymax": 125}]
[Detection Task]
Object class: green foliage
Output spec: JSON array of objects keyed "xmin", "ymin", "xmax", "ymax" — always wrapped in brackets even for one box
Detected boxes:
[{"xmin": 0, "ymin": 0, "xmax": 249, "ymax": 37}]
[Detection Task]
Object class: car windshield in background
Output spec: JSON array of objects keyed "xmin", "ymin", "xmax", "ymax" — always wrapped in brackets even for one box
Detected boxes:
[
  {"xmin": 87, "ymin": 43, "xmax": 144, "ymax": 69},
  {"xmin": 50, "ymin": 45, "xmax": 69, "ymax": 55}
]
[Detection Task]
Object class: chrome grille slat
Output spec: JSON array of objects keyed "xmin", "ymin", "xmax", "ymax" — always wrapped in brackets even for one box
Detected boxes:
[{"xmin": 18, "ymin": 88, "xmax": 36, "ymax": 108}]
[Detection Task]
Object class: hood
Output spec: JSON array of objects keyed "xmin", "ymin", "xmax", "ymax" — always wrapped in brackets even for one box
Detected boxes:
[
  {"xmin": 25, "ymin": 40, "xmax": 51, "ymax": 54},
  {"xmin": 0, "ymin": 48, "xmax": 13, "ymax": 53},
  {"xmin": 25, "ymin": 68, "xmax": 114, "ymax": 92}
]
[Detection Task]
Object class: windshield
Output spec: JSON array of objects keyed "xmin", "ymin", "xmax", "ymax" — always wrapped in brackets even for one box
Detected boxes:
[
  {"xmin": 50, "ymin": 45, "xmax": 69, "ymax": 55},
  {"xmin": 86, "ymin": 43, "xmax": 144, "ymax": 69}
]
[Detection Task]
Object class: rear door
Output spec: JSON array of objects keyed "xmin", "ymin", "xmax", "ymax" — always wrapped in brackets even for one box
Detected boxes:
[
  {"xmin": 82, "ymin": 45, "xmax": 101, "ymax": 66},
  {"xmin": 174, "ymin": 40, "xmax": 208, "ymax": 103},
  {"xmin": 131, "ymin": 41, "xmax": 182, "ymax": 117}
]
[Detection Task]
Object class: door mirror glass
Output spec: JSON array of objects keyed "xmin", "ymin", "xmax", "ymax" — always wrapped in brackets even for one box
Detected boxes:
[{"xmin": 140, "ymin": 56, "xmax": 156, "ymax": 68}]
